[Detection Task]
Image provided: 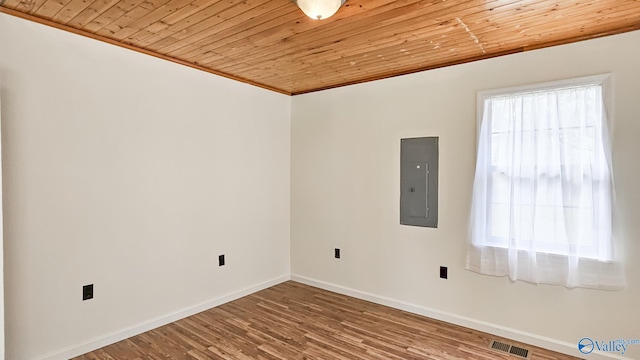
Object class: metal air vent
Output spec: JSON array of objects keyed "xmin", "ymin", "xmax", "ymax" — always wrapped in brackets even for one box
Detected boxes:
[{"xmin": 489, "ymin": 340, "xmax": 530, "ymax": 359}]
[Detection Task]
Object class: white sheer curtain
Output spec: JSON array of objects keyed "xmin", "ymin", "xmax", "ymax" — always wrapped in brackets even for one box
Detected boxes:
[{"xmin": 467, "ymin": 76, "xmax": 626, "ymax": 290}]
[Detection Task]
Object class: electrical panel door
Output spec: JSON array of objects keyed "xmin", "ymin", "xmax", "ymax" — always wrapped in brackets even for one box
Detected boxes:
[{"xmin": 400, "ymin": 137, "xmax": 438, "ymax": 227}]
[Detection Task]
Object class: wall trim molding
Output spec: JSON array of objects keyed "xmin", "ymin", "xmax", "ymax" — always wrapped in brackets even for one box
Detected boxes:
[
  {"xmin": 39, "ymin": 273, "xmax": 630, "ymax": 360},
  {"xmin": 40, "ymin": 274, "xmax": 290, "ymax": 360},
  {"xmin": 290, "ymin": 274, "xmax": 628, "ymax": 360}
]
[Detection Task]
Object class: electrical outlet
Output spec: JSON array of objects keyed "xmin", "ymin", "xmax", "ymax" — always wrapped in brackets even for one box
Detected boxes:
[
  {"xmin": 83, "ymin": 284, "xmax": 94, "ymax": 300},
  {"xmin": 218, "ymin": 254, "xmax": 225, "ymax": 266},
  {"xmin": 440, "ymin": 266, "xmax": 448, "ymax": 279},
  {"xmin": 334, "ymin": 248, "xmax": 341, "ymax": 259}
]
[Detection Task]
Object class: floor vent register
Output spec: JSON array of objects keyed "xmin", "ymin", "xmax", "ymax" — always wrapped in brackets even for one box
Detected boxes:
[{"xmin": 489, "ymin": 340, "xmax": 531, "ymax": 359}]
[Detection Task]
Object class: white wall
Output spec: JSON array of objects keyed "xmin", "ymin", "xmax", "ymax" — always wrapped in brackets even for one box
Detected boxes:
[
  {"xmin": 291, "ymin": 30, "xmax": 640, "ymax": 358},
  {"xmin": 0, "ymin": 14, "xmax": 291, "ymax": 360}
]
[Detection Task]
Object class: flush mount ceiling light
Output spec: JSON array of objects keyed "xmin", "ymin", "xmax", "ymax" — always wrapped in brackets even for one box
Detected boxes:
[{"xmin": 295, "ymin": 0, "xmax": 346, "ymax": 20}]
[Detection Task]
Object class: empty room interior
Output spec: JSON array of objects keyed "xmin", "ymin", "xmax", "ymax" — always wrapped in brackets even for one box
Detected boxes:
[{"xmin": 1, "ymin": 0, "xmax": 640, "ymax": 359}]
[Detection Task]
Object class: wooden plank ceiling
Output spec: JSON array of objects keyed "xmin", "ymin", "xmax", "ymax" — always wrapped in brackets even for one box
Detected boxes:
[{"xmin": 1, "ymin": 0, "xmax": 640, "ymax": 95}]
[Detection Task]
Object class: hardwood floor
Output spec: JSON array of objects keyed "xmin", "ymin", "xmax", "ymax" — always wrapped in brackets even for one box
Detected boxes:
[{"xmin": 75, "ymin": 281, "xmax": 579, "ymax": 360}]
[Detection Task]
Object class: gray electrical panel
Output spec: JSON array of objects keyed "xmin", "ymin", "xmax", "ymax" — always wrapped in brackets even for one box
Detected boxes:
[{"xmin": 400, "ymin": 137, "xmax": 438, "ymax": 227}]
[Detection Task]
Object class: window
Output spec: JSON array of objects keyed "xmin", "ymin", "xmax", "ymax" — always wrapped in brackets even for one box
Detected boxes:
[{"xmin": 466, "ymin": 75, "xmax": 625, "ymax": 290}]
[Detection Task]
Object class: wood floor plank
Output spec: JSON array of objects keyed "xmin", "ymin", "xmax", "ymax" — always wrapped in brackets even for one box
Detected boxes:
[{"xmin": 74, "ymin": 281, "xmax": 580, "ymax": 360}]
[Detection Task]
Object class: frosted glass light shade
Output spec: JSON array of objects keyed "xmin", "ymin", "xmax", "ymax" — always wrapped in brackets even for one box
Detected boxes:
[{"xmin": 296, "ymin": 0, "xmax": 344, "ymax": 20}]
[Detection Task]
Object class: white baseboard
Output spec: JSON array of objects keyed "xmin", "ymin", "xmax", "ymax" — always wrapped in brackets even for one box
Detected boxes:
[
  {"xmin": 41, "ymin": 274, "xmax": 290, "ymax": 360},
  {"xmin": 39, "ymin": 273, "xmax": 631, "ymax": 360},
  {"xmin": 291, "ymin": 274, "xmax": 629, "ymax": 360}
]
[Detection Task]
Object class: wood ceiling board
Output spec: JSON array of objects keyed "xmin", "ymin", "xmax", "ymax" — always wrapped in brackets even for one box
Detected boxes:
[
  {"xmin": 164, "ymin": 0, "xmax": 389, "ymax": 63},
  {"xmin": 82, "ymin": 0, "xmax": 148, "ymax": 33},
  {"xmin": 215, "ymin": 0, "xmax": 557, "ymax": 73},
  {"xmin": 65, "ymin": 0, "xmax": 123, "ymax": 28},
  {"xmin": 124, "ymin": 0, "xmax": 230, "ymax": 45},
  {"xmin": 2, "ymin": 0, "xmax": 640, "ymax": 95},
  {"xmin": 217, "ymin": 0, "xmax": 479, "ymax": 64},
  {"xmin": 96, "ymin": 0, "xmax": 173, "ymax": 38},
  {"xmin": 139, "ymin": 0, "xmax": 257, "ymax": 49},
  {"xmin": 168, "ymin": 6, "xmax": 302, "ymax": 59},
  {"xmin": 107, "ymin": 0, "xmax": 194, "ymax": 40}
]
